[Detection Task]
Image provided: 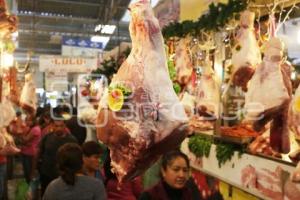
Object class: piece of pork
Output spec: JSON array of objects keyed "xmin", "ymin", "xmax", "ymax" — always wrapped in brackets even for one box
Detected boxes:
[
  {"xmin": 96, "ymin": 0, "xmax": 187, "ymax": 182},
  {"xmin": 231, "ymin": 11, "xmax": 261, "ymax": 91}
]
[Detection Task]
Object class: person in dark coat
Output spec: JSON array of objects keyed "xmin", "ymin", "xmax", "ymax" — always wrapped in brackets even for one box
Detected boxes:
[
  {"xmin": 37, "ymin": 108, "xmax": 77, "ymax": 196},
  {"xmin": 139, "ymin": 150, "xmax": 200, "ymax": 200}
]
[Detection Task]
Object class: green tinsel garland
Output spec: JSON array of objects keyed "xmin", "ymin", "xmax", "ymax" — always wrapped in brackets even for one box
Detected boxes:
[
  {"xmin": 162, "ymin": 0, "xmax": 248, "ymax": 39},
  {"xmin": 91, "ymin": 47, "xmax": 131, "ymax": 83}
]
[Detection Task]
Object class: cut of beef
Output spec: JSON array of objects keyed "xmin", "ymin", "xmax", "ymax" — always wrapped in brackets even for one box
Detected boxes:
[
  {"xmin": 96, "ymin": 0, "xmax": 187, "ymax": 182},
  {"xmin": 231, "ymin": 11, "xmax": 261, "ymax": 91},
  {"xmin": 196, "ymin": 59, "xmax": 220, "ymax": 121},
  {"xmin": 245, "ymin": 37, "xmax": 292, "ymax": 153}
]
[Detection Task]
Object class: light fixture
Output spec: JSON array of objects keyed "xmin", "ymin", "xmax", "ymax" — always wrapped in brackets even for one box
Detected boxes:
[
  {"xmin": 94, "ymin": 24, "xmax": 116, "ymax": 34},
  {"xmin": 90, "ymin": 36, "xmax": 110, "ymax": 48},
  {"xmin": 2, "ymin": 52, "xmax": 14, "ymax": 68}
]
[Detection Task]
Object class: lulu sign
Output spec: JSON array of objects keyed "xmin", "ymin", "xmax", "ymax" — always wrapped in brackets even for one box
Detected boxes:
[{"xmin": 39, "ymin": 55, "xmax": 98, "ymax": 73}]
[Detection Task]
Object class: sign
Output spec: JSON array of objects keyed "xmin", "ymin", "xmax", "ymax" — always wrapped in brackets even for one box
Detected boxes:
[
  {"xmin": 39, "ymin": 55, "xmax": 98, "ymax": 73},
  {"xmin": 45, "ymin": 71, "xmax": 68, "ymax": 92},
  {"xmin": 62, "ymin": 36, "xmax": 103, "ymax": 57},
  {"xmin": 62, "ymin": 36, "xmax": 102, "ymax": 49}
]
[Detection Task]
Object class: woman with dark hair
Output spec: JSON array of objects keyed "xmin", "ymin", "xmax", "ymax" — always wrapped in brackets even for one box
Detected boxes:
[
  {"xmin": 103, "ymin": 149, "xmax": 143, "ymax": 200},
  {"xmin": 139, "ymin": 150, "xmax": 200, "ymax": 200},
  {"xmin": 43, "ymin": 143, "xmax": 106, "ymax": 200},
  {"xmin": 20, "ymin": 114, "xmax": 42, "ymax": 183}
]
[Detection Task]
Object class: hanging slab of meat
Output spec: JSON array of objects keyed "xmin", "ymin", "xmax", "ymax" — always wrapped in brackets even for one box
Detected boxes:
[
  {"xmin": 96, "ymin": 0, "xmax": 188, "ymax": 182},
  {"xmin": 174, "ymin": 38, "xmax": 193, "ymax": 85},
  {"xmin": 289, "ymin": 83, "xmax": 300, "ymax": 141},
  {"xmin": 20, "ymin": 73, "xmax": 37, "ymax": 114},
  {"xmin": 0, "ymin": 99, "xmax": 16, "ymax": 128},
  {"xmin": 231, "ymin": 11, "xmax": 261, "ymax": 91},
  {"xmin": 0, "ymin": 0, "xmax": 17, "ymax": 38},
  {"xmin": 245, "ymin": 37, "xmax": 291, "ymax": 153},
  {"xmin": 196, "ymin": 61, "xmax": 220, "ymax": 121}
]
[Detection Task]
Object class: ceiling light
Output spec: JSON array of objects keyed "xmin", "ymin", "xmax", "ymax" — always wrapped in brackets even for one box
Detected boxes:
[
  {"xmin": 101, "ymin": 25, "xmax": 116, "ymax": 34},
  {"xmin": 90, "ymin": 36, "xmax": 110, "ymax": 48},
  {"xmin": 94, "ymin": 25, "xmax": 116, "ymax": 34}
]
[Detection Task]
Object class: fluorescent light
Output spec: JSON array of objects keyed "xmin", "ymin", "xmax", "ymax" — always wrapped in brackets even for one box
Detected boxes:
[
  {"xmin": 94, "ymin": 25, "xmax": 116, "ymax": 34},
  {"xmin": 101, "ymin": 25, "xmax": 116, "ymax": 34},
  {"xmin": 90, "ymin": 36, "xmax": 110, "ymax": 48},
  {"xmin": 298, "ymin": 29, "xmax": 300, "ymax": 44}
]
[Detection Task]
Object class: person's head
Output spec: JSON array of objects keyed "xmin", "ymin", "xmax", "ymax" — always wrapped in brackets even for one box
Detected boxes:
[
  {"xmin": 82, "ymin": 141, "xmax": 103, "ymax": 172},
  {"xmin": 160, "ymin": 150, "xmax": 190, "ymax": 189},
  {"xmin": 57, "ymin": 143, "xmax": 83, "ymax": 185},
  {"xmin": 52, "ymin": 107, "xmax": 68, "ymax": 135},
  {"xmin": 25, "ymin": 114, "xmax": 36, "ymax": 127}
]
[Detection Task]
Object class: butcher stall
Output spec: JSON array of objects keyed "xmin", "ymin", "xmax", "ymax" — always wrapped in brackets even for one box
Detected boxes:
[{"xmin": 85, "ymin": 0, "xmax": 300, "ymax": 199}]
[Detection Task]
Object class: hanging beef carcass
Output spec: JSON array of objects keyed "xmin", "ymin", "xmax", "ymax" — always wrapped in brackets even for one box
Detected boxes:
[
  {"xmin": 245, "ymin": 37, "xmax": 292, "ymax": 153},
  {"xmin": 20, "ymin": 73, "xmax": 37, "ymax": 114},
  {"xmin": 231, "ymin": 11, "xmax": 261, "ymax": 91},
  {"xmin": 0, "ymin": 0, "xmax": 17, "ymax": 38},
  {"xmin": 196, "ymin": 58, "xmax": 220, "ymax": 121},
  {"xmin": 174, "ymin": 37, "xmax": 193, "ymax": 85},
  {"xmin": 96, "ymin": 0, "xmax": 188, "ymax": 182}
]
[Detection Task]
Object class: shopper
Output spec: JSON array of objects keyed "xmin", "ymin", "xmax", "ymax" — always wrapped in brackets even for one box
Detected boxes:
[
  {"xmin": 43, "ymin": 143, "xmax": 106, "ymax": 200},
  {"xmin": 20, "ymin": 114, "xmax": 42, "ymax": 184},
  {"xmin": 103, "ymin": 149, "xmax": 143, "ymax": 200},
  {"xmin": 139, "ymin": 150, "xmax": 196, "ymax": 200},
  {"xmin": 82, "ymin": 141, "xmax": 104, "ymax": 181},
  {"xmin": 38, "ymin": 108, "xmax": 77, "ymax": 196}
]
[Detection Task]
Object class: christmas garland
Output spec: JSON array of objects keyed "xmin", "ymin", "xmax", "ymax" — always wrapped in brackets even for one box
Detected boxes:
[
  {"xmin": 162, "ymin": 0, "xmax": 248, "ymax": 39},
  {"xmin": 91, "ymin": 47, "xmax": 131, "ymax": 83}
]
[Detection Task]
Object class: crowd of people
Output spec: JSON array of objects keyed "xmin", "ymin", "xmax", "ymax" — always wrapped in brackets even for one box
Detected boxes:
[{"xmin": 0, "ymin": 105, "xmax": 211, "ymax": 200}]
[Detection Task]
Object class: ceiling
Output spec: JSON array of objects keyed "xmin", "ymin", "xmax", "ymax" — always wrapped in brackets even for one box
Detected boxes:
[{"xmin": 12, "ymin": 0, "xmax": 132, "ymax": 64}]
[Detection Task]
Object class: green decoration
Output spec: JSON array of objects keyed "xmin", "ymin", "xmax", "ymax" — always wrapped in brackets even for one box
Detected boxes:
[
  {"xmin": 188, "ymin": 135, "xmax": 213, "ymax": 158},
  {"xmin": 162, "ymin": 0, "xmax": 248, "ymax": 39},
  {"xmin": 215, "ymin": 143, "xmax": 244, "ymax": 168},
  {"xmin": 91, "ymin": 47, "xmax": 131, "ymax": 83}
]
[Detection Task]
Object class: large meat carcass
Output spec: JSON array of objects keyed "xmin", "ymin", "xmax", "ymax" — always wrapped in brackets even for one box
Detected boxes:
[
  {"xmin": 245, "ymin": 37, "xmax": 292, "ymax": 153},
  {"xmin": 20, "ymin": 73, "xmax": 37, "ymax": 114},
  {"xmin": 196, "ymin": 59, "xmax": 220, "ymax": 121},
  {"xmin": 96, "ymin": 0, "xmax": 188, "ymax": 182},
  {"xmin": 174, "ymin": 37, "xmax": 193, "ymax": 86},
  {"xmin": 231, "ymin": 11, "xmax": 261, "ymax": 91}
]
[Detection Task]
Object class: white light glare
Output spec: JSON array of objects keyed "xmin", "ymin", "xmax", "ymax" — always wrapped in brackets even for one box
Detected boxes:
[
  {"xmin": 90, "ymin": 36, "xmax": 110, "ymax": 48},
  {"xmin": 298, "ymin": 29, "xmax": 300, "ymax": 44},
  {"xmin": 94, "ymin": 25, "xmax": 116, "ymax": 34},
  {"xmin": 2, "ymin": 53, "xmax": 14, "ymax": 68}
]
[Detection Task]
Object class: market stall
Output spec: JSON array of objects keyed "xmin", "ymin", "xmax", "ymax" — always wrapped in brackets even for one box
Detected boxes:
[{"xmin": 88, "ymin": 0, "xmax": 300, "ymax": 199}]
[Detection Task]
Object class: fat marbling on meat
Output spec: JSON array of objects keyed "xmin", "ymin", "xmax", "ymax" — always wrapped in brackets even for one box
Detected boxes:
[{"xmin": 96, "ymin": 0, "xmax": 188, "ymax": 182}]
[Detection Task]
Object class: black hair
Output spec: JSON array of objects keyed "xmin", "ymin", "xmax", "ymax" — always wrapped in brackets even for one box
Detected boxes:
[
  {"xmin": 82, "ymin": 141, "xmax": 103, "ymax": 157},
  {"xmin": 161, "ymin": 150, "xmax": 190, "ymax": 170},
  {"xmin": 57, "ymin": 143, "xmax": 83, "ymax": 185},
  {"xmin": 103, "ymin": 149, "xmax": 117, "ymax": 185}
]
